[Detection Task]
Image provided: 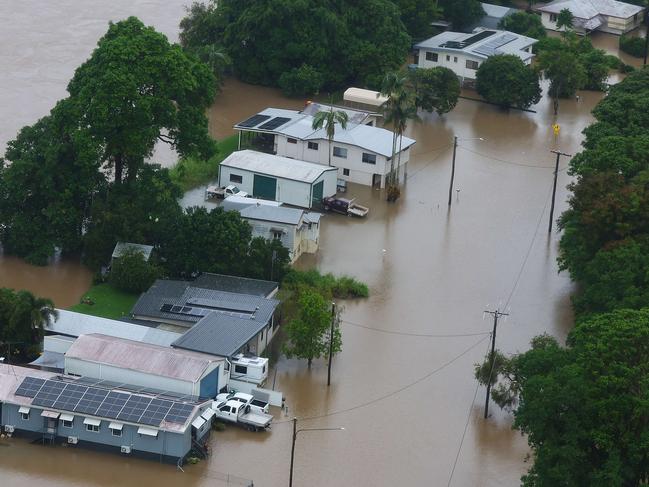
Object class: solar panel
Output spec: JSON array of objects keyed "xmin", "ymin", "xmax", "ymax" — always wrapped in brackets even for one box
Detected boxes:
[
  {"xmin": 237, "ymin": 114, "xmax": 271, "ymax": 128},
  {"xmin": 258, "ymin": 117, "xmax": 291, "ymax": 131},
  {"xmin": 52, "ymin": 384, "xmax": 88, "ymax": 411},
  {"xmin": 117, "ymin": 395, "xmax": 152, "ymax": 423},
  {"xmin": 187, "ymin": 297, "xmax": 257, "ymax": 313},
  {"xmin": 472, "ymin": 33, "xmax": 517, "ymax": 56},
  {"xmin": 32, "ymin": 380, "xmax": 67, "ymax": 408},
  {"xmin": 160, "ymin": 303, "xmax": 173, "ymax": 313},
  {"xmin": 95, "ymin": 391, "xmax": 130, "ymax": 419},
  {"xmin": 15, "ymin": 377, "xmax": 46, "ymax": 398},
  {"xmin": 165, "ymin": 403, "xmax": 195, "ymax": 424},
  {"xmin": 73, "ymin": 387, "xmax": 109, "ymax": 415},
  {"xmin": 140, "ymin": 398, "xmax": 174, "ymax": 426}
]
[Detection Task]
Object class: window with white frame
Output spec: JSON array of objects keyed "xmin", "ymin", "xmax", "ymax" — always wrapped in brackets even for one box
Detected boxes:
[
  {"xmin": 86, "ymin": 423, "xmax": 100, "ymax": 433},
  {"xmin": 362, "ymin": 153, "xmax": 377, "ymax": 165},
  {"xmin": 287, "ymin": 138, "xmax": 297, "ymax": 144},
  {"xmin": 308, "ymin": 141, "xmax": 319, "ymax": 150},
  {"xmin": 333, "ymin": 147, "xmax": 348, "ymax": 159},
  {"xmin": 61, "ymin": 419, "xmax": 73, "ymax": 428},
  {"xmin": 466, "ymin": 60, "xmax": 479, "ymax": 70},
  {"xmin": 229, "ymin": 173, "xmax": 243, "ymax": 184},
  {"xmin": 550, "ymin": 13, "xmax": 557, "ymax": 22},
  {"xmin": 20, "ymin": 411, "xmax": 29, "ymax": 421},
  {"xmin": 343, "ymin": 168, "xmax": 350, "ymax": 176},
  {"xmin": 111, "ymin": 428, "xmax": 122, "ymax": 437},
  {"xmin": 425, "ymin": 52, "xmax": 438, "ymax": 62},
  {"xmin": 272, "ymin": 230, "xmax": 282, "ymax": 240},
  {"xmin": 453, "ymin": 56, "xmax": 458, "ymax": 63}
]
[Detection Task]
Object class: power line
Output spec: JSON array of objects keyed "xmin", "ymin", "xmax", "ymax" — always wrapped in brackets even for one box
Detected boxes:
[
  {"xmin": 406, "ymin": 143, "xmax": 453, "ymax": 181},
  {"xmin": 275, "ymin": 335, "xmax": 489, "ymax": 425},
  {"xmin": 457, "ymin": 145, "xmax": 560, "ymax": 169},
  {"xmin": 341, "ymin": 319, "xmax": 491, "ymax": 338}
]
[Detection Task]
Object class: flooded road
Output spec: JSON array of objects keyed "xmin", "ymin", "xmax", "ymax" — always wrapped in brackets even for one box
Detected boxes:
[{"xmin": 0, "ymin": 3, "xmax": 635, "ymax": 486}]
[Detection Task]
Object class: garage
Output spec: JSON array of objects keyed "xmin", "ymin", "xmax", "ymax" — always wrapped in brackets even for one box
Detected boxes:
[{"xmin": 218, "ymin": 150, "xmax": 337, "ymax": 209}]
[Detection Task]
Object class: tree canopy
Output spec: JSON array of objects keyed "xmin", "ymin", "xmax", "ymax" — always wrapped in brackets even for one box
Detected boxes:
[
  {"xmin": 408, "ymin": 67, "xmax": 460, "ymax": 115},
  {"xmin": 180, "ymin": 0, "xmax": 411, "ymax": 92},
  {"xmin": 475, "ymin": 54, "xmax": 541, "ymax": 109},
  {"xmin": 439, "ymin": 0, "xmax": 485, "ymax": 31},
  {"xmin": 498, "ymin": 11, "xmax": 547, "ymax": 39}
]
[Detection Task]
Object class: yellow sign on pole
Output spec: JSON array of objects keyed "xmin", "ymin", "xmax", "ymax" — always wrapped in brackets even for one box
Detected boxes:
[{"xmin": 552, "ymin": 123, "xmax": 560, "ymax": 136}]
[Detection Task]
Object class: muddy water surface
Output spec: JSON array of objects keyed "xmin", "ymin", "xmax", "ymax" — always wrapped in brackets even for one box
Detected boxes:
[{"xmin": 0, "ymin": 4, "xmax": 633, "ymax": 486}]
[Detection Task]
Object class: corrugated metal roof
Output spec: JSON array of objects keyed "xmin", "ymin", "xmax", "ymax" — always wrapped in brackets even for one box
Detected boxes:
[
  {"xmin": 537, "ymin": 0, "xmax": 644, "ymax": 18},
  {"xmin": 172, "ymin": 313, "xmax": 267, "ymax": 358},
  {"xmin": 193, "ymin": 273, "xmax": 278, "ymax": 297},
  {"xmin": 48, "ymin": 310, "xmax": 180, "ymax": 347},
  {"xmin": 65, "ymin": 334, "xmax": 224, "ymax": 382},
  {"xmin": 111, "ymin": 242, "xmax": 154, "ymax": 260},
  {"xmin": 0, "ymin": 364, "xmax": 57, "ymax": 406},
  {"xmin": 221, "ymin": 150, "xmax": 337, "ymax": 184},
  {"xmin": 240, "ymin": 204, "xmax": 304, "ymax": 225}
]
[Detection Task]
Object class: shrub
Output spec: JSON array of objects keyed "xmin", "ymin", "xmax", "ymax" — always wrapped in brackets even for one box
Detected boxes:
[
  {"xmin": 278, "ymin": 64, "xmax": 324, "ymax": 97},
  {"xmin": 282, "ymin": 269, "xmax": 369, "ymax": 298},
  {"xmin": 619, "ymin": 35, "xmax": 645, "ymax": 58},
  {"xmin": 109, "ymin": 248, "xmax": 161, "ymax": 293}
]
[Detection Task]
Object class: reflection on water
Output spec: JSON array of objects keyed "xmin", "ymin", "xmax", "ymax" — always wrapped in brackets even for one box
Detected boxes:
[{"xmin": 0, "ymin": 3, "xmax": 629, "ymax": 485}]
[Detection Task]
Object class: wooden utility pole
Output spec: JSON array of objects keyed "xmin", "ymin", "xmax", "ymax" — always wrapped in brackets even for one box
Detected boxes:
[
  {"xmin": 548, "ymin": 149, "xmax": 571, "ymax": 234},
  {"xmin": 327, "ymin": 303, "xmax": 336, "ymax": 386},
  {"xmin": 448, "ymin": 136, "xmax": 458, "ymax": 207},
  {"xmin": 483, "ymin": 309, "xmax": 508, "ymax": 419}
]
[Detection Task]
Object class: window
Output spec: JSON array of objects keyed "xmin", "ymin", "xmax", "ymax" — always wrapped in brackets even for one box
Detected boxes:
[
  {"xmin": 287, "ymin": 138, "xmax": 297, "ymax": 144},
  {"xmin": 362, "ymin": 153, "xmax": 377, "ymax": 165},
  {"xmin": 453, "ymin": 56, "xmax": 458, "ymax": 63},
  {"xmin": 272, "ymin": 230, "xmax": 282, "ymax": 240},
  {"xmin": 550, "ymin": 13, "xmax": 557, "ymax": 22},
  {"xmin": 333, "ymin": 147, "xmax": 348, "ymax": 159},
  {"xmin": 86, "ymin": 424, "xmax": 100, "ymax": 433},
  {"xmin": 308, "ymin": 141, "xmax": 319, "ymax": 150},
  {"xmin": 446, "ymin": 55, "xmax": 450, "ymax": 61},
  {"xmin": 343, "ymin": 168, "xmax": 350, "ymax": 176},
  {"xmin": 234, "ymin": 364, "xmax": 247, "ymax": 375},
  {"xmin": 466, "ymin": 60, "xmax": 479, "ymax": 70},
  {"xmin": 260, "ymin": 329, "xmax": 264, "ymax": 341},
  {"xmin": 61, "ymin": 420, "xmax": 73, "ymax": 428},
  {"xmin": 229, "ymin": 173, "xmax": 243, "ymax": 184},
  {"xmin": 20, "ymin": 412, "xmax": 29, "ymax": 421},
  {"xmin": 111, "ymin": 428, "xmax": 122, "ymax": 437},
  {"xmin": 425, "ymin": 52, "xmax": 438, "ymax": 62}
]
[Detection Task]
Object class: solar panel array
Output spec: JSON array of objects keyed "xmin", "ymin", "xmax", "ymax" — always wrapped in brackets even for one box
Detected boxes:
[
  {"xmin": 15, "ymin": 377, "xmax": 200, "ymax": 427},
  {"xmin": 258, "ymin": 117, "xmax": 291, "ymax": 131},
  {"xmin": 159, "ymin": 303, "xmax": 211, "ymax": 318},
  {"xmin": 472, "ymin": 33, "xmax": 518, "ymax": 57},
  {"xmin": 237, "ymin": 114, "xmax": 271, "ymax": 128},
  {"xmin": 441, "ymin": 30, "xmax": 496, "ymax": 49}
]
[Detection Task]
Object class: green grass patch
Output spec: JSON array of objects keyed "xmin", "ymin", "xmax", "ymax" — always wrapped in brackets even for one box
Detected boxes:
[
  {"xmin": 69, "ymin": 283, "xmax": 139, "ymax": 320},
  {"xmin": 282, "ymin": 269, "xmax": 369, "ymax": 298},
  {"xmin": 169, "ymin": 134, "xmax": 239, "ymax": 191}
]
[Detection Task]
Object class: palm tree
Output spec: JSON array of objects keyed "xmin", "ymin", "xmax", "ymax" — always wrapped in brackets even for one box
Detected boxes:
[
  {"xmin": 380, "ymin": 72, "xmax": 418, "ymax": 201},
  {"xmin": 16, "ymin": 290, "xmax": 58, "ymax": 340},
  {"xmin": 311, "ymin": 106, "xmax": 349, "ymax": 167}
]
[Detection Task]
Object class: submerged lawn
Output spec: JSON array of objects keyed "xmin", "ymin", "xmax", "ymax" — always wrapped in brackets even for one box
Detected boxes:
[{"xmin": 69, "ymin": 283, "xmax": 139, "ymax": 320}]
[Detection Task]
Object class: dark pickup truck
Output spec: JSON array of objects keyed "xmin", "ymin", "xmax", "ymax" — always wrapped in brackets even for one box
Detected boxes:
[{"xmin": 322, "ymin": 196, "xmax": 369, "ymax": 217}]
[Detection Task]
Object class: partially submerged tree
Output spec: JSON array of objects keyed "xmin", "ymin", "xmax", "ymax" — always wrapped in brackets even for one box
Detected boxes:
[
  {"xmin": 283, "ymin": 289, "xmax": 341, "ymax": 367},
  {"xmin": 311, "ymin": 107, "xmax": 349, "ymax": 167},
  {"xmin": 498, "ymin": 11, "xmax": 547, "ymax": 39},
  {"xmin": 538, "ymin": 49, "xmax": 586, "ymax": 115},
  {"xmin": 408, "ymin": 67, "xmax": 460, "ymax": 115},
  {"xmin": 476, "ymin": 55, "xmax": 541, "ymax": 109}
]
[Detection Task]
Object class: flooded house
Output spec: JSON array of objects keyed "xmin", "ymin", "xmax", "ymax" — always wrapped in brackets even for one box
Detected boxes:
[
  {"xmin": 234, "ymin": 106, "xmax": 416, "ymax": 189},
  {"xmin": 0, "ymin": 362, "xmax": 214, "ymax": 463}
]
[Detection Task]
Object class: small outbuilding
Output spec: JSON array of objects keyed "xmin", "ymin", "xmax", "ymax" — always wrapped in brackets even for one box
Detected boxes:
[
  {"xmin": 111, "ymin": 242, "xmax": 154, "ymax": 267},
  {"xmin": 218, "ymin": 150, "xmax": 337, "ymax": 208}
]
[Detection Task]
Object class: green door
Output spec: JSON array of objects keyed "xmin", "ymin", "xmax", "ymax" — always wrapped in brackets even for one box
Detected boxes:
[
  {"xmin": 311, "ymin": 181, "xmax": 324, "ymax": 208},
  {"xmin": 253, "ymin": 174, "xmax": 277, "ymax": 200}
]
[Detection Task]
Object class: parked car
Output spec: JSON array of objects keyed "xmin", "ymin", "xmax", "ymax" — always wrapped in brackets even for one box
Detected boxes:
[
  {"xmin": 322, "ymin": 196, "xmax": 369, "ymax": 217},
  {"xmin": 205, "ymin": 184, "xmax": 249, "ymax": 200},
  {"xmin": 215, "ymin": 392, "xmax": 269, "ymax": 414},
  {"xmin": 211, "ymin": 399, "xmax": 273, "ymax": 431}
]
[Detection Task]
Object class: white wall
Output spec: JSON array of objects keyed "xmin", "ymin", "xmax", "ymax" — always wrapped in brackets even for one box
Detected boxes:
[
  {"xmin": 603, "ymin": 14, "xmax": 644, "ymax": 34},
  {"xmin": 417, "ymin": 47, "xmax": 534, "ymax": 80}
]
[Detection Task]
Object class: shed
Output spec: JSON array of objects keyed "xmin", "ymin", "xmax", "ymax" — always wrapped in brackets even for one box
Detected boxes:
[
  {"xmin": 218, "ymin": 150, "xmax": 337, "ymax": 208},
  {"xmin": 111, "ymin": 242, "xmax": 154, "ymax": 265}
]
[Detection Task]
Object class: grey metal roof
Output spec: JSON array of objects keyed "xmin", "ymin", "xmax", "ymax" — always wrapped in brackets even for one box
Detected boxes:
[
  {"xmin": 192, "ymin": 273, "xmax": 278, "ymax": 297},
  {"xmin": 221, "ymin": 150, "xmax": 337, "ymax": 184},
  {"xmin": 172, "ymin": 313, "xmax": 267, "ymax": 358},
  {"xmin": 415, "ymin": 28, "xmax": 537, "ymax": 62},
  {"xmin": 29, "ymin": 351, "xmax": 65, "ymax": 371},
  {"xmin": 65, "ymin": 334, "xmax": 224, "ymax": 382},
  {"xmin": 240, "ymin": 204, "xmax": 305, "ymax": 225},
  {"xmin": 111, "ymin": 242, "xmax": 154, "ymax": 261},
  {"xmin": 536, "ymin": 0, "xmax": 644, "ymax": 19},
  {"xmin": 131, "ymin": 280, "xmax": 279, "ymax": 326},
  {"xmin": 48, "ymin": 310, "xmax": 181, "ymax": 347}
]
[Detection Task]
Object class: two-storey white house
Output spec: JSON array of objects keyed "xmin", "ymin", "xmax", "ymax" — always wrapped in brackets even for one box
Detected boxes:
[
  {"xmin": 414, "ymin": 28, "xmax": 538, "ymax": 83},
  {"xmin": 535, "ymin": 0, "xmax": 645, "ymax": 35},
  {"xmin": 234, "ymin": 105, "xmax": 416, "ymax": 189}
]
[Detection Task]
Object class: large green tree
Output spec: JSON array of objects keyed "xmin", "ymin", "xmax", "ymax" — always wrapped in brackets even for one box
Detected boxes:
[
  {"xmin": 392, "ymin": 0, "xmax": 441, "ymax": 40},
  {"xmin": 408, "ymin": 67, "xmax": 460, "ymax": 115},
  {"xmin": 475, "ymin": 55, "xmax": 542, "ymax": 109},
  {"xmin": 477, "ymin": 310, "xmax": 649, "ymax": 487},
  {"xmin": 283, "ymin": 288, "xmax": 341, "ymax": 367},
  {"xmin": 498, "ymin": 11, "xmax": 547, "ymax": 39},
  {"xmin": 538, "ymin": 49, "xmax": 586, "ymax": 114},
  {"xmin": 179, "ymin": 0, "xmax": 410, "ymax": 91},
  {"xmin": 68, "ymin": 16, "xmax": 217, "ymax": 183},
  {"xmin": 439, "ymin": 0, "xmax": 485, "ymax": 30}
]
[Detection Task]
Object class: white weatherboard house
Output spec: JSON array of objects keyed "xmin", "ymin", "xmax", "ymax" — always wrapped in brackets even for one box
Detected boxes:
[
  {"xmin": 218, "ymin": 150, "xmax": 337, "ymax": 208},
  {"xmin": 414, "ymin": 28, "xmax": 537, "ymax": 83},
  {"xmin": 535, "ymin": 0, "xmax": 645, "ymax": 35},
  {"xmin": 222, "ymin": 196, "xmax": 322, "ymax": 263},
  {"xmin": 234, "ymin": 106, "xmax": 416, "ymax": 188}
]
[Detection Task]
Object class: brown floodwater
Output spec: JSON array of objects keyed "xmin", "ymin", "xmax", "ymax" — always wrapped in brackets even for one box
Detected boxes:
[{"xmin": 0, "ymin": 3, "xmax": 636, "ymax": 485}]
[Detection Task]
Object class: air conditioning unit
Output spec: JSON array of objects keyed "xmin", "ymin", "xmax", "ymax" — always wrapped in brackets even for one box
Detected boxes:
[
  {"xmin": 68, "ymin": 436, "xmax": 78, "ymax": 444},
  {"xmin": 4, "ymin": 425, "xmax": 15, "ymax": 433},
  {"xmin": 121, "ymin": 445, "xmax": 131, "ymax": 454}
]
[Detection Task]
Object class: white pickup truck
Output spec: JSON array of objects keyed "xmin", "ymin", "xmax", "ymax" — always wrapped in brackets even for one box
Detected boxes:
[
  {"xmin": 205, "ymin": 184, "xmax": 249, "ymax": 200},
  {"xmin": 215, "ymin": 392, "xmax": 270, "ymax": 414},
  {"xmin": 212, "ymin": 399, "xmax": 273, "ymax": 431}
]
